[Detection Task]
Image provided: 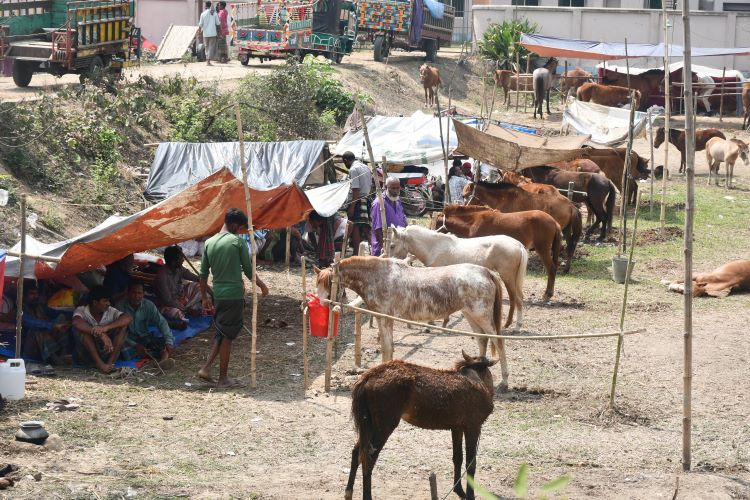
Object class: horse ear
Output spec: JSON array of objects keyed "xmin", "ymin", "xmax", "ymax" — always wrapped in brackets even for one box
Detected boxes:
[
  {"xmin": 461, "ymin": 350, "xmax": 472, "ymax": 363},
  {"xmin": 313, "ymin": 266, "xmax": 321, "ymax": 275}
]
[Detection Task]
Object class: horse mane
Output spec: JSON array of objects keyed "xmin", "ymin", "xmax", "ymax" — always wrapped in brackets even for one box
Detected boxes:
[
  {"xmin": 642, "ymin": 68, "xmax": 665, "ymax": 76},
  {"xmin": 454, "ymin": 356, "xmax": 494, "ymax": 372},
  {"xmin": 477, "ymin": 181, "xmax": 520, "ymax": 190}
]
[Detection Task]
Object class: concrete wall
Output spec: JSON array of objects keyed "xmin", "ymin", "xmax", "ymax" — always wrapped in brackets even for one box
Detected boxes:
[
  {"xmin": 136, "ymin": 0, "xmax": 201, "ymax": 46},
  {"xmin": 473, "ymin": 5, "xmax": 750, "ymax": 71}
]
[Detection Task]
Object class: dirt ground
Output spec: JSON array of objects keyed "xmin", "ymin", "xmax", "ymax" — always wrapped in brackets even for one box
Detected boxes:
[{"xmin": 2, "ymin": 48, "xmax": 750, "ymax": 499}]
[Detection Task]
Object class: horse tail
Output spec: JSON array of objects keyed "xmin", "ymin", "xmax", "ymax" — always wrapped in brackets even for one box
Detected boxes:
[
  {"xmin": 533, "ymin": 72, "xmax": 545, "ymax": 112},
  {"xmin": 489, "ymin": 271, "xmax": 505, "ymax": 358},
  {"xmin": 351, "ymin": 374, "xmax": 372, "ymax": 471},
  {"xmin": 605, "ymin": 179, "xmax": 616, "ymax": 235},
  {"xmin": 504, "ymin": 245, "xmax": 528, "ymax": 329},
  {"xmin": 552, "ymin": 224, "xmax": 563, "ymax": 268}
]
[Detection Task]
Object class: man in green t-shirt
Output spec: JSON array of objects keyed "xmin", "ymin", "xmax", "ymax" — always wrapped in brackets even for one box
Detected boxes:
[{"xmin": 198, "ymin": 208, "xmax": 269, "ymax": 387}]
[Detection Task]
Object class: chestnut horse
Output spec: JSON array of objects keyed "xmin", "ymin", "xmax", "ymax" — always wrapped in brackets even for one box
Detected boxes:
[
  {"xmin": 521, "ymin": 166, "xmax": 616, "ymax": 240},
  {"xmin": 550, "ymin": 158, "xmax": 602, "ymax": 175},
  {"xmin": 315, "ymin": 256, "xmax": 508, "ymax": 386},
  {"xmin": 464, "ymin": 181, "xmax": 582, "ymax": 272},
  {"xmin": 498, "ymin": 169, "xmax": 558, "ymax": 195},
  {"xmin": 667, "ymin": 260, "xmax": 750, "ymax": 297},
  {"xmin": 578, "ymin": 148, "xmax": 650, "ymax": 205},
  {"xmin": 493, "ymin": 70, "xmax": 533, "ymax": 107},
  {"xmin": 561, "ymin": 67, "xmax": 593, "ymax": 95},
  {"xmin": 345, "ymin": 353, "xmax": 496, "ymax": 500},
  {"xmin": 653, "ymin": 127, "xmax": 726, "ymax": 174},
  {"xmin": 601, "ymin": 69, "xmax": 664, "ymax": 111},
  {"xmin": 433, "ymin": 205, "xmax": 562, "ymax": 300}
]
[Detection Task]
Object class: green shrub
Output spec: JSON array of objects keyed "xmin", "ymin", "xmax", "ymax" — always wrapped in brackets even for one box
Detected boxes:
[{"xmin": 478, "ymin": 19, "xmax": 539, "ymax": 70}]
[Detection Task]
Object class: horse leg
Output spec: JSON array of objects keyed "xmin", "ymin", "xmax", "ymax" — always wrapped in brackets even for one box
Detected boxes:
[
  {"xmin": 539, "ymin": 247, "xmax": 557, "ymax": 301},
  {"xmin": 362, "ymin": 416, "xmax": 400, "ymax": 500},
  {"xmin": 546, "ymin": 87, "xmax": 551, "ymax": 114},
  {"xmin": 451, "ymin": 429, "xmax": 467, "ymax": 499},
  {"xmin": 466, "ymin": 315, "xmax": 509, "ymax": 391},
  {"xmin": 376, "ymin": 317, "xmax": 394, "ymax": 361},
  {"xmin": 464, "ymin": 429, "xmax": 481, "ymax": 500},
  {"xmin": 726, "ymin": 160, "xmax": 733, "ymax": 190},
  {"xmin": 561, "ymin": 226, "xmax": 573, "ymax": 273},
  {"xmin": 345, "ymin": 442, "xmax": 361, "ymax": 500},
  {"xmin": 501, "ymin": 277, "xmax": 521, "ymax": 330}
]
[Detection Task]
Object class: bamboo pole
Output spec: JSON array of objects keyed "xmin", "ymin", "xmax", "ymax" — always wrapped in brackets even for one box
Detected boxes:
[
  {"xmin": 301, "ymin": 256, "xmax": 308, "ymax": 389},
  {"xmin": 561, "ymin": 60, "xmax": 568, "ymax": 104},
  {"xmin": 719, "ymin": 67, "xmax": 726, "ymax": 121},
  {"xmin": 334, "ymin": 223, "xmax": 351, "ymax": 357},
  {"xmin": 660, "ymin": 7, "xmax": 671, "ymax": 233},
  {"xmin": 523, "ymin": 54, "xmax": 531, "ymax": 114},
  {"xmin": 14, "ymin": 194, "xmax": 26, "ymax": 358},
  {"xmin": 618, "ymin": 92, "xmax": 637, "ymax": 255},
  {"xmin": 355, "ymin": 98, "xmax": 387, "ymax": 256},
  {"xmin": 610, "ymin": 190, "xmax": 642, "ymax": 408},
  {"xmin": 681, "ymin": 0, "xmax": 696, "ymax": 472},
  {"xmin": 285, "ymin": 226, "xmax": 291, "ymax": 273},
  {"xmin": 625, "ymin": 38, "xmax": 631, "ymax": 92},
  {"xmin": 479, "ymin": 59, "xmax": 488, "ymax": 123},
  {"xmin": 648, "ymin": 109, "xmax": 655, "ymax": 215},
  {"xmin": 485, "ymin": 70, "xmax": 498, "ymax": 131},
  {"xmin": 435, "ymin": 91, "xmax": 452, "ymax": 206},
  {"xmin": 379, "ymin": 155, "xmax": 390, "ymax": 257},
  {"xmin": 324, "ymin": 252, "xmax": 341, "ymax": 392},
  {"xmin": 354, "ymin": 242, "xmax": 365, "ymax": 368},
  {"xmin": 515, "ymin": 49, "xmax": 521, "ymax": 112},
  {"xmin": 235, "ymin": 103, "xmax": 259, "ymax": 389}
]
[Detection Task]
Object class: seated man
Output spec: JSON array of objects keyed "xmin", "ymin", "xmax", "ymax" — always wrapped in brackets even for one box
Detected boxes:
[
  {"xmin": 155, "ymin": 246, "xmax": 203, "ymax": 328},
  {"xmin": 21, "ymin": 281, "xmax": 72, "ymax": 365},
  {"xmin": 103, "ymin": 254, "xmax": 134, "ymax": 303},
  {"xmin": 72, "ymin": 285, "xmax": 132, "ymax": 374},
  {"xmin": 116, "ymin": 281, "xmax": 175, "ymax": 370},
  {"xmin": 305, "ymin": 212, "xmax": 348, "ymax": 265}
]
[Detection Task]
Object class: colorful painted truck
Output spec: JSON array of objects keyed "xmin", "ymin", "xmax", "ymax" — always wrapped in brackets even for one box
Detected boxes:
[
  {"xmin": 234, "ymin": 0, "xmax": 358, "ymax": 64},
  {"xmin": 0, "ymin": 0, "xmax": 138, "ymax": 87},
  {"xmin": 357, "ymin": 0, "xmax": 454, "ymax": 62}
]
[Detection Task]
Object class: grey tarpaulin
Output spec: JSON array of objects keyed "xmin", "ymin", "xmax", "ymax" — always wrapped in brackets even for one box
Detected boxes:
[{"xmin": 144, "ymin": 140, "xmax": 328, "ymax": 201}]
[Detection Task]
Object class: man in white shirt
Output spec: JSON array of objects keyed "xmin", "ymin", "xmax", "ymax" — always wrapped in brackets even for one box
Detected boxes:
[
  {"xmin": 198, "ymin": 1, "xmax": 220, "ymax": 66},
  {"xmin": 343, "ymin": 151, "xmax": 372, "ymax": 253}
]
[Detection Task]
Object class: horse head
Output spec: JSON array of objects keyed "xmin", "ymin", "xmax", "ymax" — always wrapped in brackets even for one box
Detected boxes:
[
  {"xmin": 419, "ymin": 64, "xmax": 429, "ymax": 83},
  {"xmin": 456, "ymin": 350, "xmax": 497, "ymax": 393},
  {"xmin": 635, "ymin": 155, "xmax": 651, "ymax": 179},
  {"xmin": 313, "ymin": 265, "xmax": 333, "ymax": 301},
  {"xmin": 732, "ymin": 138, "xmax": 750, "ymax": 164},
  {"xmin": 545, "ymin": 57, "xmax": 558, "ymax": 72},
  {"xmin": 653, "ymin": 127, "xmax": 665, "ymax": 149},
  {"xmin": 388, "ymin": 225, "xmax": 409, "ymax": 259}
]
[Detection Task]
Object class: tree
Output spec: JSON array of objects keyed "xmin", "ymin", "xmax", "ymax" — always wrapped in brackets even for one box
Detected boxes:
[{"xmin": 477, "ymin": 19, "xmax": 539, "ymax": 71}]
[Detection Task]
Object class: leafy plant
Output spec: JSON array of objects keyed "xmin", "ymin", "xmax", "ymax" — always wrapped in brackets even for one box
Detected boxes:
[
  {"xmin": 478, "ymin": 19, "xmax": 539, "ymax": 71},
  {"xmin": 466, "ymin": 463, "xmax": 570, "ymax": 499}
]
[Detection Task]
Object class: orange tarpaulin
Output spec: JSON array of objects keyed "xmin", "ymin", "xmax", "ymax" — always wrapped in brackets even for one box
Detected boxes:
[{"xmin": 34, "ymin": 168, "xmax": 313, "ymax": 279}]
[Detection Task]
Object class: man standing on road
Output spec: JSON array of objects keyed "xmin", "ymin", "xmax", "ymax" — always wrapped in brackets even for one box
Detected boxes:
[
  {"xmin": 343, "ymin": 151, "xmax": 372, "ymax": 254},
  {"xmin": 198, "ymin": 1, "xmax": 220, "ymax": 66},
  {"xmin": 370, "ymin": 176, "xmax": 407, "ymax": 256},
  {"xmin": 198, "ymin": 208, "xmax": 267, "ymax": 388},
  {"xmin": 217, "ymin": 1, "xmax": 230, "ymax": 63}
]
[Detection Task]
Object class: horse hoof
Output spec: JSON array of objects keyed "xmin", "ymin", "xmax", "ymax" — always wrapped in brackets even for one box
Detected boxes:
[
  {"xmin": 345, "ymin": 491, "xmax": 353, "ymax": 500},
  {"xmin": 497, "ymin": 382, "xmax": 509, "ymax": 393}
]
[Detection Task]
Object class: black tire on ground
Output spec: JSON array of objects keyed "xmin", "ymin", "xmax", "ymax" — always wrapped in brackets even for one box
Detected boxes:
[
  {"xmin": 424, "ymin": 39, "xmax": 437, "ymax": 63},
  {"xmin": 12, "ymin": 61, "xmax": 34, "ymax": 88},
  {"xmin": 239, "ymin": 53, "xmax": 250, "ymax": 65},
  {"xmin": 373, "ymin": 35, "xmax": 388, "ymax": 62},
  {"xmin": 79, "ymin": 56, "xmax": 104, "ymax": 84}
]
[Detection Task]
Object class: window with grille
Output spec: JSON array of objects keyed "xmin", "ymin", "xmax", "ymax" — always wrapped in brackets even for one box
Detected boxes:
[
  {"xmin": 644, "ymin": 0, "xmax": 662, "ymax": 8},
  {"xmin": 451, "ymin": 0, "xmax": 465, "ymax": 17},
  {"xmin": 558, "ymin": 0, "xmax": 585, "ymax": 5},
  {"xmin": 511, "ymin": 0, "xmax": 541, "ymax": 5}
]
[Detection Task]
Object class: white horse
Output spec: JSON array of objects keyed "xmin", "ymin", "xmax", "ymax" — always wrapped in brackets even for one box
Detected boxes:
[
  {"xmin": 388, "ymin": 225, "xmax": 528, "ymax": 330},
  {"xmin": 315, "ymin": 256, "xmax": 510, "ymax": 389},
  {"xmin": 696, "ymin": 73, "xmax": 717, "ymax": 114},
  {"xmin": 706, "ymin": 137, "xmax": 749, "ymax": 189}
]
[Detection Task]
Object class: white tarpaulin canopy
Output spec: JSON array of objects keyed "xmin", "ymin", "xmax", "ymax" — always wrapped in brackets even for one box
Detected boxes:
[
  {"xmin": 333, "ymin": 111, "xmax": 458, "ymax": 166},
  {"xmin": 562, "ymin": 98, "xmax": 656, "ymax": 146},
  {"xmin": 596, "ymin": 62, "xmax": 746, "ymax": 81}
]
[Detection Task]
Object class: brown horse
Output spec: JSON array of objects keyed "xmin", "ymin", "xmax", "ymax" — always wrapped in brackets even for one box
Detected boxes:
[
  {"xmin": 576, "ymin": 83, "xmax": 640, "ymax": 109},
  {"xmin": 653, "ymin": 127, "xmax": 726, "ymax": 174},
  {"xmin": 498, "ymin": 169, "xmax": 558, "ymax": 195},
  {"xmin": 521, "ymin": 166, "xmax": 616, "ymax": 241},
  {"xmin": 464, "ymin": 181, "xmax": 582, "ymax": 272},
  {"xmin": 550, "ymin": 158, "xmax": 602, "ymax": 174},
  {"xmin": 742, "ymin": 82, "xmax": 750, "ymax": 130},
  {"xmin": 345, "ymin": 353, "xmax": 496, "ymax": 500},
  {"xmin": 601, "ymin": 68, "xmax": 664, "ymax": 111},
  {"xmin": 493, "ymin": 70, "xmax": 534, "ymax": 107},
  {"xmin": 561, "ymin": 67, "xmax": 593, "ymax": 95},
  {"xmin": 578, "ymin": 148, "xmax": 650, "ymax": 205},
  {"xmin": 433, "ymin": 205, "xmax": 562, "ymax": 300}
]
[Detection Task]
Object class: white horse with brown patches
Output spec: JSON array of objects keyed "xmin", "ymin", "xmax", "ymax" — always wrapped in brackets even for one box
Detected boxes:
[
  {"xmin": 706, "ymin": 136, "xmax": 749, "ymax": 189},
  {"xmin": 388, "ymin": 225, "xmax": 528, "ymax": 330},
  {"xmin": 315, "ymin": 256, "xmax": 509, "ymax": 389}
]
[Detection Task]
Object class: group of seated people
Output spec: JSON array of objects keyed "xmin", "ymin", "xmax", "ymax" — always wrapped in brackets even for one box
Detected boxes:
[{"xmin": 7, "ymin": 244, "xmax": 210, "ymax": 374}]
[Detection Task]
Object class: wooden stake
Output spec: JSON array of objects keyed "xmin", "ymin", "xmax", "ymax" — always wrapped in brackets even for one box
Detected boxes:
[
  {"xmin": 719, "ymin": 66, "xmax": 726, "ymax": 122},
  {"xmin": 285, "ymin": 226, "xmax": 291, "ymax": 273},
  {"xmin": 485, "ymin": 62, "xmax": 499, "ymax": 130},
  {"xmin": 301, "ymin": 256, "xmax": 308, "ymax": 389},
  {"xmin": 355, "ymin": 98, "xmax": 386, "ymax": 256},
  {"xmin": 479, "ymin": 59, "xmax": 488, "ymax": 123},
  {"xmin": 435, "ymin": 91, "xmax": 452, "ymax": 206},
  {"xmin": 625, "ymin": 38, "xmax": 631, "ymax": 92},
  {"xmin": 14, "ymin": 194, "xmax": 26, "ymax": 358},
  {"xmin": 354, "ymin": 242, "xmax": 365, "ymax": 367},
  {"xmin": 524, "ymin": 54, "xmax": 531, "ymax": 113},
  {"xmin": 647, "ymin": 109, "xmax": 655, "ymax": 215},
  {"xmin": 618, "ymin": 92, "xmax": 637, "ymax": 255},
  {"xmin": 235, "ymin": 103, "xmax": 259, "ymax": 389},
  {"xmin": 660, "ymin": 6, "xmax": 671, "ymax": 233},
  {"xmin": 561, "ymin": 60, "xmax": 568, "ymax": 105},
  {"xmin": 324, "ymin": 252, "xmax": 341, "ymax": 392},
  {"xmin": 610, "ymin": 190, "xmax": 642, "ymax": 408},
  {"xmin": 378, "ymin": 155, "xmax": 390, "ymax": 257},
  {"xmin": 681, "ymin": 0, "xmax": 696, "ymax": 471},
  {"xmin": 429, "ymin": 472, "xmax": 438, "ymax": 500},
  {"xmin": 515, "ymin": 49, "xmax": 521, "ymax": 112}
]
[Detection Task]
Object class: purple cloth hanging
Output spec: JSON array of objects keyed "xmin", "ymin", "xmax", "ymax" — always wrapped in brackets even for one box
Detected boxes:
[{"xmin": 410, "ymin": 0, "xmax": 424, "ymax": 45}]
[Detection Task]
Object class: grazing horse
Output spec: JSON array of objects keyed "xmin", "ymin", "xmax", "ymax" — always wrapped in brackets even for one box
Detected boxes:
[
  {"xmin": 667, "ymin": 260, "xmax": 750, "ymax": 297},
  {"xmin": 560, "ymin": 67, "xmax": 593, "ymax": 95},
  {"xmin": 532, "ymin": 57, "xmax": 558, "ymax": 119},
  {"xmin": 345, "ymin": 353, "xmax": 496, "ymax": 500},
  {"xmin": 389, "ymin": 225, "xmax": 529, "ymax": 329},
  {"xmin": 433, "ymin": 205, "xmax": 562, "ymax": 301},
  {"xmin": 521, "ymin": 166, "xmax": 616, "ymax": 241},
  {"xmin": 464, "ymin": 181, "xmax": 582, "ymax": 273},
  {"xmin": 493, "ymin": 70, "xmax": 534, "ymax": 107},
  {"xmin": 576, "ymin": 83, "xmax": 641, "ymax": 109},
  {"xmin": 550, "ymin": 158, "xmax": 602, "ymax": 175},
  {"xmin": 314, "ymin": 256, "xmax": 509, "ymax": 387},
  {"xmin": 579, "ymin": 148, "xmax": 650, "ymax": 205},
  {"xmin": 601, "ymin": 69, "xmax": 664, "ymax": 111},
  {"xmin": 419, "ymin": 64, "xmax": 441, "ymax": 107},
  {"xmin": 653, "ymin": 127, "xmax": 726, "ymax": 174},
  {"xmin": 705, "ymin": 137, "xmax": 749, "ymax": 189},
  {"xmin": 742, "ymin": 82, "xmax": 750, "ymax": 130}
]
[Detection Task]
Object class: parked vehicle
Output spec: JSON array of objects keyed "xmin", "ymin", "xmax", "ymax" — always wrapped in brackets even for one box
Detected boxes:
[
  {"xmin": 0, "ymin": 0, "xmax": 139, "ymax": 87},
  {"xmin": 357, "ymin": 0, "xmax": 454, "ymax": 62},
  {"xmin": 234, "ymin": 0, "xmax": 357, "ymax": 64}
]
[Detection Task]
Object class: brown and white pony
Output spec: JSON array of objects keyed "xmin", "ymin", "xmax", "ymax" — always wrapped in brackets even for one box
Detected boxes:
[{"xmin": 706, "ymin": 137, "xmax": 749, "ymax": 189}]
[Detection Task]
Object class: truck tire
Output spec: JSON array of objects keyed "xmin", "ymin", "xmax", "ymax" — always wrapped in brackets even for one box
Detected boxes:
[
  {"xmin": 425, "ymin": 39, "xmax": 437, "ymax": 63},
  {"xmin": 79, "ymin": 56, "xmax": 104, "ymax": 84},
  {"xmin": 12, "ymin": 61, "xmax": 34, "ymax": 88},
  {"xmin": 239, "ymin": 53, "xmax": 250, "ymax": 65},
  {"xmin": 373, "ymin": 35, "xmax": 388, "ymax": 62}
]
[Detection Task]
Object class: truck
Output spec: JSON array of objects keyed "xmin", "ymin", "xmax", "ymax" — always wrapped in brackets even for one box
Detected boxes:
[
  {"xmin": 357, "ymin": 0, "xmax": 454, "ymax": 62},
  {"xmin": 234, "ymin": 0, "xmax": 358, "ymax": 64},
  {"xmin": 0, "ymin": 0, "xmax": 139, "ymax": 87}
]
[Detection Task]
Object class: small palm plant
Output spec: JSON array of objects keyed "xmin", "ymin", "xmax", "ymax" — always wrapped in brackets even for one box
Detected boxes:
[{"xmin": 477, "ymin": 19, "xmax": 540, "ymax": 71}]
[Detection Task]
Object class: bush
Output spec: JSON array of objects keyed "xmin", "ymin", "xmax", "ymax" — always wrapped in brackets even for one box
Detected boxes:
[{"xmin": 478, "ymin": 19, "xmax": 539, "ymax": 71}]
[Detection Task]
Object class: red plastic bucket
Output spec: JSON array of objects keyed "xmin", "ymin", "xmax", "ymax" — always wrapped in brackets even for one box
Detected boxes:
[{"xmin": 307, "ymin": 293, "xmax": 339, "ymax": 337}]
